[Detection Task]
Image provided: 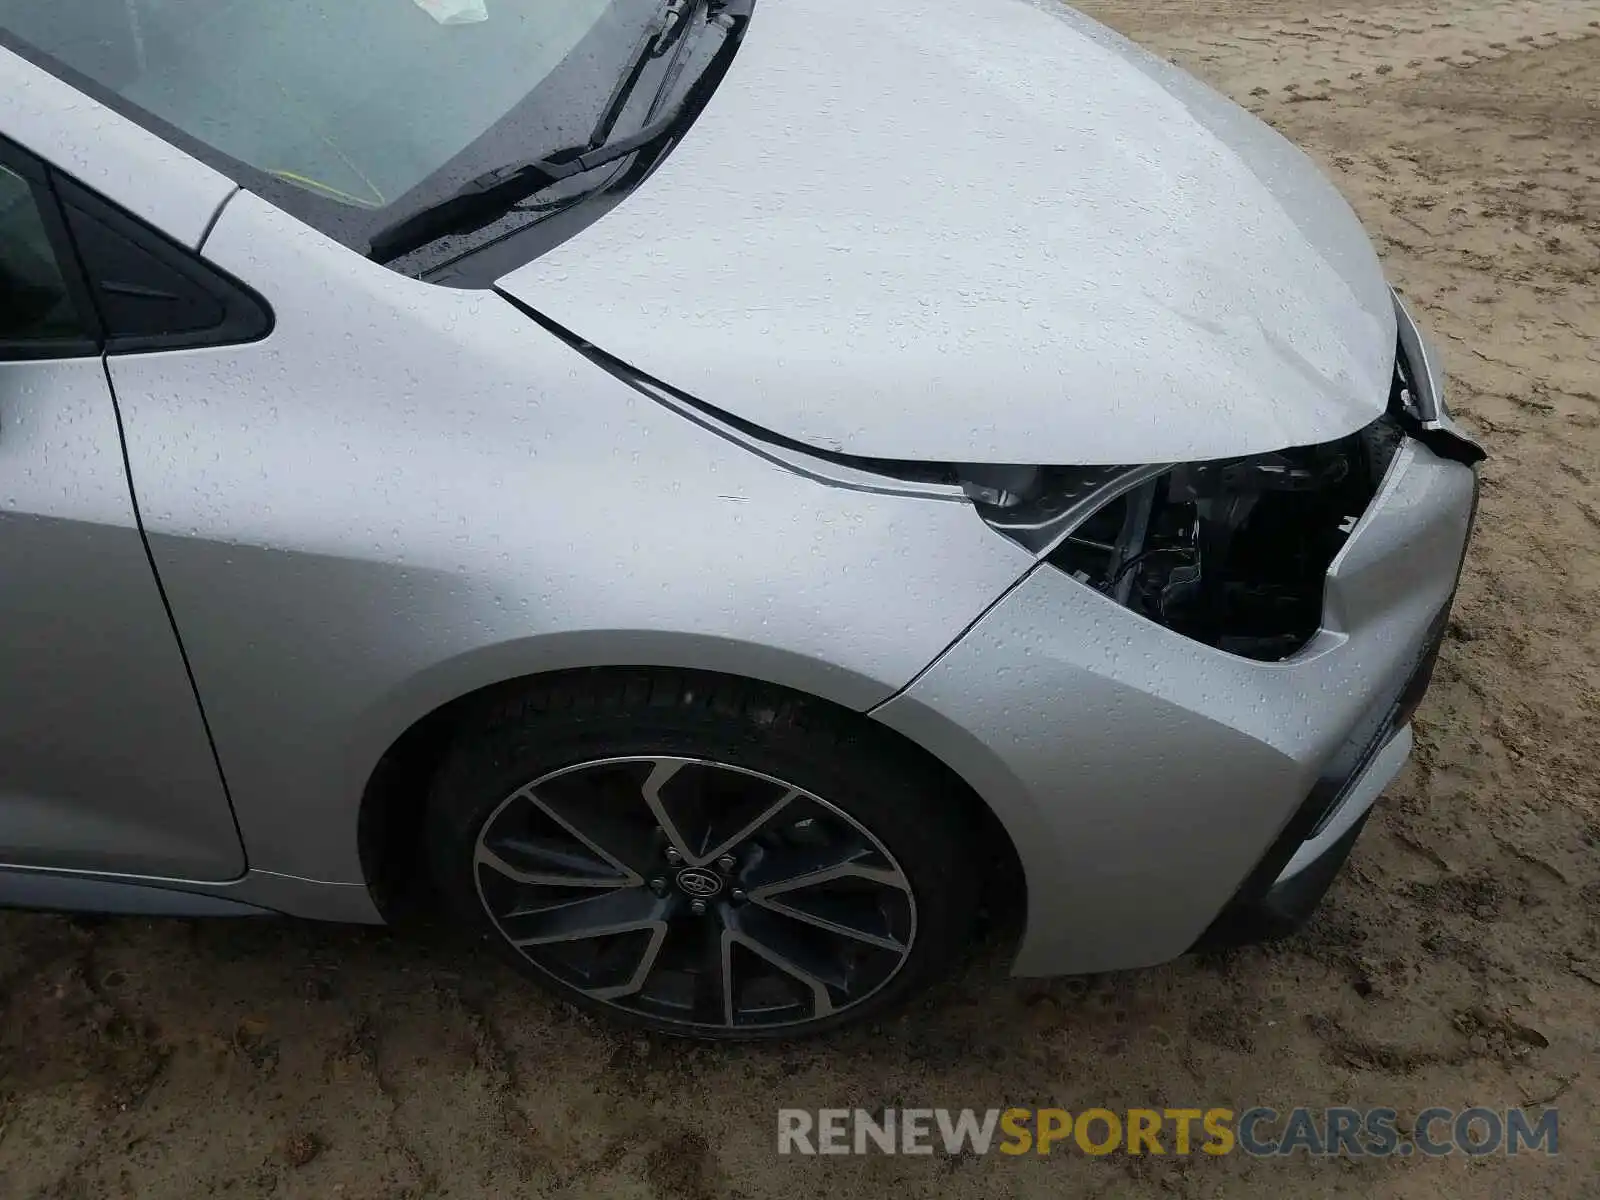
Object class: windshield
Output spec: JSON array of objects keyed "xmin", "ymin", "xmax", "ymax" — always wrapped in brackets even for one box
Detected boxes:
[{"xmin": 0, "ymin": 0, "xmax": 664, "ymax": 253}]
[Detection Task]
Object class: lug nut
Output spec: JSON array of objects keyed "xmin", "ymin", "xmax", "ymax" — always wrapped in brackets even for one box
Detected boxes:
[
  {"xmin": 730, "ymin": 889, "xmax": 746, "ymax": 902},
  {"xmin": 664, "ymin": 847, "xmax": 683, "ymax": 865},
  {"xmin": 648, "ymin": 878, "xmax": 667, "ymax": 895},
  {"xmin": 690, "ymin": 899, "xmax": 707, "ymax": 916},
  {"xmin": 717, "ymin": 855, "xmax": 736, "ymax": 872}
]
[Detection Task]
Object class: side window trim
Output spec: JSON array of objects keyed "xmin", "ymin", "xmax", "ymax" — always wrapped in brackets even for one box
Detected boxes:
[
  {"xmin": 0, "ymin": 136, "xmax": 104, "ymax": 361},
  {"xmin": 0, "ymin": 132, "xmax": 272, "ymax": 359},
  {"xmin": 52, "ymin": 174, "xmax": 273, "ymax": 355}
]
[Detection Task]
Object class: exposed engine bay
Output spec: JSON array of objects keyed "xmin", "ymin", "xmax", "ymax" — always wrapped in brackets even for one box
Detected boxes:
[
  {"xmin": 954, "ymin": 355, "xmax": 1454, "ymax": 663},
  {"xmin": 949, "ymin": 332, "xmax": 1493, "ymax": 664},
  {"xmin": 1045, "ymin": 415, "xmax": 1403, "ymax": 661}
]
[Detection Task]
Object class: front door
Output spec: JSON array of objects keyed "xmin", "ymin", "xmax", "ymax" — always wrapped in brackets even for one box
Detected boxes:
[{"xmin": 0, "ymin": 140, "xmax": 243, "ymax": 880}]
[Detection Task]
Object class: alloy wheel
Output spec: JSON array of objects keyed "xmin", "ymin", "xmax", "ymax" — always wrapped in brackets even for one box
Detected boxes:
[{"xmin": 471, "ymin": 756, "xmax": 918, "ymax": 1032}]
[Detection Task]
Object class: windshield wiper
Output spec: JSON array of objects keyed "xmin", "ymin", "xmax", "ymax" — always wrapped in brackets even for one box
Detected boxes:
[{"xmin": 368, "ymin": 0, "xmax": 749, "ymax": 264}]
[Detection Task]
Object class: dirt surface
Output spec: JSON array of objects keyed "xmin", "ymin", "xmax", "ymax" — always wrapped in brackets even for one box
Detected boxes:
[{"xmin": 3, "ymin": 1, "xmax": 1599, "ymax": 1197}]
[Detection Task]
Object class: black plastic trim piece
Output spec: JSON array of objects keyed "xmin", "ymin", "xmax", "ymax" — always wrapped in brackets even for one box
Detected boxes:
[
  {"xmin": 1391, "ymin": 403, "xmax": 1486, "ymax": 468},
  {"xmin": 1201, "ymin": 810, "xmax": 1373, "ymax": 946},
  {"xmin": 494, "ymin": 288, "xmax": 958, "ymax": 488},
  {"xmin": 50, "ymin": 173, "xmax": 272, "ymax": 354},
  {"xmin": 1189, "ymin": 635, "xmax": 1435, "ymax": 954},
  {"xmin": 1391, "ymin": 335, "xmax": 1486, "ymax": 466}
]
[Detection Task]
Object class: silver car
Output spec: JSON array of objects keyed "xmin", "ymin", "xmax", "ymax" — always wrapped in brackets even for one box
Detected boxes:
[{"xmin": 0, "ymin": 0, "xmax": 1480, "ymax": 1039}]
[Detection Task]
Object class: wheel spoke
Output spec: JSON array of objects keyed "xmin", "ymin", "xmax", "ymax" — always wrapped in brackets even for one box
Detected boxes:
[
  {"xmin": 517, "ymin": 787, "xmax": 645, "ymax": 883},
  {"xmin": 640, "ymin": 759, "xmax": 697, "ymax": 858},
  {"xmin": 689, "ymin": 917, "xmax": 736, "ymax": 1027},
  {"xmin": 745, "ymin": 841, "xmax": 908, "ymax": 899},
  {"xmin": 751, "ymin": 895, "xmax": 907, "ymax": 952},
  {"xmin": 639, "ymin": 759, "xmax": 801, "ymax": 866},
  {"xmin": 697, "ymin": 788, "xmax": 800, "ymax": 867},
  {"xmin": 717, "ymin": 927, "xmax": 736, "ymax": 1027},
  {"xmin": 507, "ymin": 886, "xmax": 668, "ymax": 946},
  {"xmin": 727, "ymin": 908, "xmax": 844, "ymax": 1018},
  {"xmin": 475, "ymin": 843, "xmax": 632, "ymax": 890},
  {"xmin": 585, "ymin": 923, "xmax": 670, "ymax": 1002},
  {"xmin": 525, "ymin": 767, "xmax": 666, "ymax": 876}
]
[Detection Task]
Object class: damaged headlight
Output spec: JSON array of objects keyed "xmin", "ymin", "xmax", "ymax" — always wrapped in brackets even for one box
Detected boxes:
[{"xmin": 962, "ymin": 417, "xmax": 1404, "ymax": 662}]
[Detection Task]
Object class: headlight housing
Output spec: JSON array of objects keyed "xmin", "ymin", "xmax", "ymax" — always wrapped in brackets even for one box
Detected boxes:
[
  {"xmin": 960, "ymin": 331, "xmax": 1481, "ymax": 663},
  {"xmin": 963, "ymin": 414, "xmax": 1406, "ymax": 662}
]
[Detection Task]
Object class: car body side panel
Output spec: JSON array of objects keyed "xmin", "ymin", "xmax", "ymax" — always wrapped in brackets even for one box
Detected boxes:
[
  {"xmin": 874, "ymin": 439, "xmax": 1476, "ymax": 975},
  {"xmin": 106, "ymin": 192, "xmax": 1034, "ymax": 886},
  {"xmin": 0, "ymin": 45, "xmax": 235, "ymax": 248},
  {"xmin": 0, "ymin": 356, "xmax": 244, "ymax": 879}
]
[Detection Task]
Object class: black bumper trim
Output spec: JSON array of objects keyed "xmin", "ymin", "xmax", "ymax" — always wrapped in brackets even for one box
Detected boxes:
[
  {"xmin": 1207, "ymin": 809, "xmax": 1374, "ymax": 946},
  {"xmin": 1187, "ymin": 633, "xmax": 1434, "ymax": 954}
]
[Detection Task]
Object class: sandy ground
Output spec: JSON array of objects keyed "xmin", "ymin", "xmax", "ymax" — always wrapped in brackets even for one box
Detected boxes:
[{"xmin": 3, "ymin": 1, "xmax": 1599, "ymax": 1197}]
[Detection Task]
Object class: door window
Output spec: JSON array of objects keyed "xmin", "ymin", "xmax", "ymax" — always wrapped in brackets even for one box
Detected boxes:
[{"xmin": 0, "ymin": 163, "xmax": 93, "ymax": 355}]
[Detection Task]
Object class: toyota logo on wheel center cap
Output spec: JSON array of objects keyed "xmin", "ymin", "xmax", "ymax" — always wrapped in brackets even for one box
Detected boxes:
[{"xmin": 675, "ymin": 867, "xmax": 723, "ymax": 898}]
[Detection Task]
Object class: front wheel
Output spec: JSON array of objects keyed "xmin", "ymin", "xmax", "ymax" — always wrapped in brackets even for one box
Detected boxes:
[{"xmin": 424, "ymin": 671, "xmax": 978, "ymax": 1039}]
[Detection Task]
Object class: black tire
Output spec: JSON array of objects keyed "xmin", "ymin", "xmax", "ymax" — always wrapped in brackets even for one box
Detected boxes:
[{"xmin": 425, "ymin": 668, "xmax": 978, "ymax": 1040}]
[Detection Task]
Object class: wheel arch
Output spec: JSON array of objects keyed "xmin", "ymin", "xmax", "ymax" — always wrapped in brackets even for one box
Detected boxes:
[{"xmin": 355, "ymin": 661, "xmax": 1027, "ymax": 939}]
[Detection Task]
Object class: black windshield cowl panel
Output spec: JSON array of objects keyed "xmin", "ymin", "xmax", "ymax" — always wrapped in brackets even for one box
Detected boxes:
[{"xmin": 367, "ymin": 0, "xmax": 751, "ymax": 266}]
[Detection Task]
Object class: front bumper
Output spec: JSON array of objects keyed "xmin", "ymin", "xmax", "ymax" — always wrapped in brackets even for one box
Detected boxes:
[
  {"xmin": 873, "ymin": 324, "xmax": 1479, "ymax": 978},
  {"xmin": 1192, "ymin": 414, "xmax": 1479, "ymax": 948},
  {"xmin": 1189, "ymin": 597, "xmax": 1449, "ymax": 950}
]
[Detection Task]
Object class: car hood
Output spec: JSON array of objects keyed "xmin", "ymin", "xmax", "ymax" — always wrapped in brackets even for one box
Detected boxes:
[{"xmin": 497, "ymin": 0, "xmax": 1397, "ymax": 466}]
